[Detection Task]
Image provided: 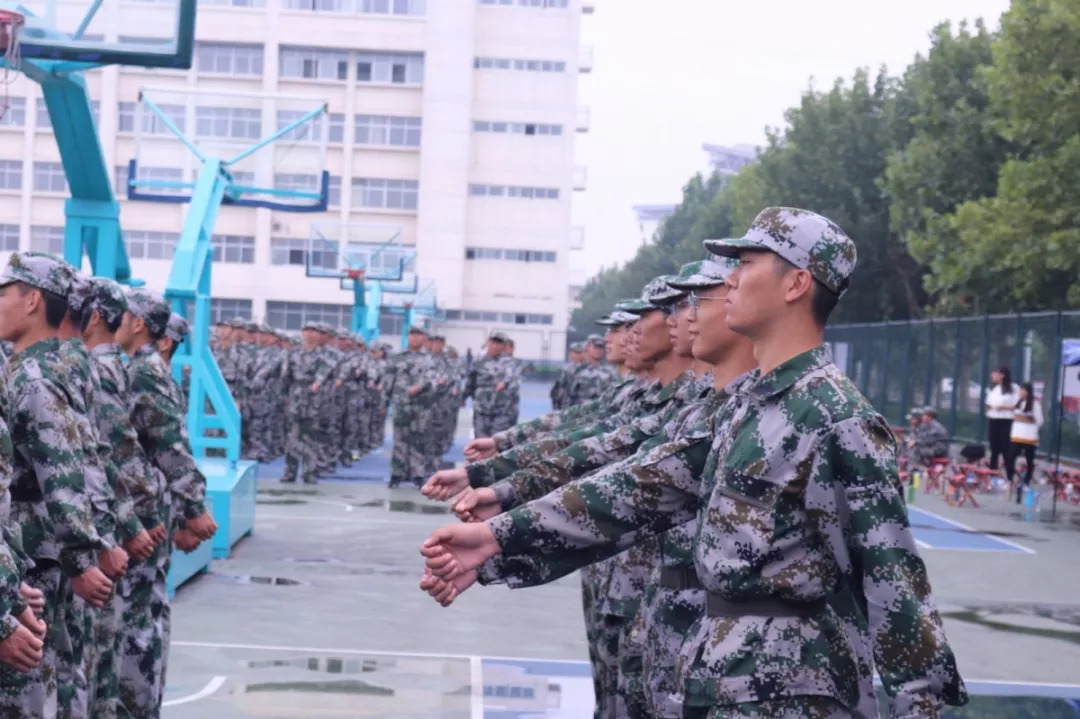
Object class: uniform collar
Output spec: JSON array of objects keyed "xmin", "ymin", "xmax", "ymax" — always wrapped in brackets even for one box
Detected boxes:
[
  {"xmin": 745, "ymin": 345, "xmax": 833, "ymax": 400},
  {"xmin": 132, "ymin": 343, "xmax": 159, "ymax": 359},
  {"xmin": 18, "ymin": 337, "xmax": 59, "ymax": 360}
]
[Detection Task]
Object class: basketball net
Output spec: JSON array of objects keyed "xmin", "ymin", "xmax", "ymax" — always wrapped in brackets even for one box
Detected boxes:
[{"xmin": 0, "ymin": 10, "xmax": 24, "ymax": 122}]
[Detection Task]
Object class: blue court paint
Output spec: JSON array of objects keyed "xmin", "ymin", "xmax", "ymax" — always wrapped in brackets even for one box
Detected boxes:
[
  {"xmin": 481, "ymin": 658, "xmax": 593, "ymax": 719},
  {"xmin": 908, "ymin": 507, "xmax": 1034, "ymax": 554}
]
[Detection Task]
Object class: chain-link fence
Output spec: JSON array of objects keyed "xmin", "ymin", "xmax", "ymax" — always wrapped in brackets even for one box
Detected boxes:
[{"xmin": 825, "ymin": 311, "xmax": 1080, "ymax": 462}]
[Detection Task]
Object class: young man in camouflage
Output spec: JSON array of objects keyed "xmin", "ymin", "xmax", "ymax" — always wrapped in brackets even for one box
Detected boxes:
[
  {"xmin": 117, "ymin": 288, "xmax": 217, "ymax": 716},
  {"xmin": 0, "ymin": 252, "xmax": 114, "ymax": 718},
  {"xmin": 281, "ymin": 323, "xmax": 333, "ymax": 484},
  {"xmin": 385, "ymin": 325, "xmax": 438, "ymax": 487},
  {"xmin": 565, "ymin": 335, "xmax": 615, "ymax": 407},
  {"xmin": 551, "ymin": 342, "xmax": 585, "ymax": 410},
  {"xmin": 81, "ymin": 278, "xmax": 164, "ymax": 718},
  {"xmin": 465, "ymin": 332, "xmax": 518, "ymax": 438},
  {"xmin": 500, "ymin": 338, "xmax": 522, "ymax": 425},
  {"xmin": 421, "ymin": 208, "xmax": 968, "ymax": 719}
]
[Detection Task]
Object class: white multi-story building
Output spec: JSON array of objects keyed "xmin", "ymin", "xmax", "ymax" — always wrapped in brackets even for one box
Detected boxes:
[{"xmin": 0, "ymin": 0, "xmax": 592, "ymax": 360}]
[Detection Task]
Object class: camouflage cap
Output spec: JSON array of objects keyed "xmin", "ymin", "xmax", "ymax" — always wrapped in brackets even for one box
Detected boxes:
[
  {"xmin": 66, "ymin": 270, "xmax": 94, "ymax": 313},
  {"xmin": 126, "ymin": 288, "xmax": 171, "ymax": 337},
  {"xmin": 703, "ymin": 207, "xmax": 856, "ymax": 295},
  {"xmin": 626, "ymin": 276, "xmax": 683, "ymax": 313},
  {"xmin": 488, "ymin": 331, "xmax": 509, "ymax": 343},
  {"xmin": 666, "ymin": 257, "xmax": 740, "ymax": 291},
  {"xmin": 609, "ymin": 310, "xmax": 640, "ymax": 325},
  {"xmin": 569, "ymin": 341, "xmax": 586, "ymax": 352},
  {"xmin": 88, "ymin": 277, "xmax": 129, "ymax": 326},
  {"xmin": 613, "ymin": 298, "xmax": 640, "ymax": 313},
  {"xmin": 165, "ymin": 312, "xmax": 191, "ymax": 342},
  {"xmin": 0, "ymin": 252, "xmax": 72, "ymax": 296},
  {"xmin": 586, "ymin": 333, "xmax": 605, "ymax": 348},
  {"xmin": 407, "ymin": 323, "xmax": 430, "ymax": 337}
]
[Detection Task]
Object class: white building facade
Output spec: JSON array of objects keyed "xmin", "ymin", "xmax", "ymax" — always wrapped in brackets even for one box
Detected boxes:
[{"xmin": 0, "ymin": 0, "xmax": 591, "ymax": 360}]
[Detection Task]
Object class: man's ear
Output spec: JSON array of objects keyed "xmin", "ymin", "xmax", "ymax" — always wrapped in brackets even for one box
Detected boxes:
[{"xmin": 782, "ymin": 268, "xmax": 815, "ymax": 305}]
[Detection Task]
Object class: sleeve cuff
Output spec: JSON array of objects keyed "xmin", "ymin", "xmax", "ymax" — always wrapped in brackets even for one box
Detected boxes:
[
  {"xmin": 486, "ymin": 511, "xmax": 530, "ymax": 556},
  {"xmin": 494, "ymin": 433, "xmax": 513, "ymax": 452},
  {"xmin": 467, "ymin": 462, "xmax": 495, "ymax": 489},
  {"xmin": 119, "ymin": 517, "xmax": 145, "ymax": 542},
  {"xmin": 476, "ymin": 556, "xmax": 508, "ymax": 586},
  {"xmin": 492, "ymin": 480, "xmax": 519, "ymax": 511},
  {"xmin": 183, "ymin": 500, "xmax": 207, "ymax": 521},
  {"xmin": 60, "ymin": 549, "xmax": 97, "ymax": 579},
  {"xmin": 0, "ymin": 612, "xmax": 20, "ymax": 641}
]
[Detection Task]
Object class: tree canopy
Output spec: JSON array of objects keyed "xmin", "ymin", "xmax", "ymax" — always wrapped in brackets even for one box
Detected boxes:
[{"xmin": 571, "ymin": 0, "xmax": 1080, "ymax": 340}]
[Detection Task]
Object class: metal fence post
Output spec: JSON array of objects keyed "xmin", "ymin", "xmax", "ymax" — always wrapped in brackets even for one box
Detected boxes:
[
  {"xmin": 1048, "ymin": 310, "xmax": 1065, "ymax": 462},
  {"xmin": 880, "ymin": 324, "xmax": 893, "ymax": 418},
  {"xmin": 977, "ymin": 315, "xmax": 990, "ymax": 443},
  {"xmin": 923, "ymin": 320, "xmax": 936, "ymax": 407},
  {"xmin": 899, "ymin": 323, "xmax": 912, "ymax": 421},
  {"xmin": 948, "ymin": 318, "xmax": 962, "ymax": 437}
]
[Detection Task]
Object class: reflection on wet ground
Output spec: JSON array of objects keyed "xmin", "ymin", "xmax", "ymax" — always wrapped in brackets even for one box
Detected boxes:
[
  {"xmin": 212, "ymin": 573, "xmax": 306, "ymax": 587},
  {"xmin": 352, "ymin": 498, "xmax": 452, "ymax": 514},
  {"xmin": 943, "ymin": 600, "xmax": 1080, "ymax": 647}
]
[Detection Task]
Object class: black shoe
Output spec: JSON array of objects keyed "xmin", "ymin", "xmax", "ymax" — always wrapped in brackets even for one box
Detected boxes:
[
  {"xmin": 302, "ymin": 477, "xmax": 318, "ymax": 485},
  {"xmin": 280, "ymin": 476, "xmax": 296, "ymax": 484},
  {"xmin": 388, "ymin": 478, "xmax": 402, "ymax": 488}
]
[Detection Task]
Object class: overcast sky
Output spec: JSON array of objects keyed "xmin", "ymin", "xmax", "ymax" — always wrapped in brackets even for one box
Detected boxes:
[{"xmin": 571, "ymin": 0, "xmax": 1013, "ymax": 280}]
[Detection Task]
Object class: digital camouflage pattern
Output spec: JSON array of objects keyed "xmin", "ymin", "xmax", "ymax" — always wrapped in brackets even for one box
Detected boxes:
[
  {"xmin": 466, "ymin": 353, "xmax": 519, "ymax": 438},
  {"xmin": 487, "ymin": 347, "xmax": 966, "ymax": 717},
  {"xmin": 385, "ymin": 348, "xmax": 439, "ymax": 485},
  {"xmin": 704, "ymin": 207, "xmax": 857, "ymax": 296},
  {"xmin": 565, "ymin": 361, "xmax": 616, "ymax": 407},
  {"xmin": 0, "ymin": 251, "xmax": 73, "ymax": 296},
  {"xmin": 281, "ymin": 343, "xmax": 333, "ymax": 483}
]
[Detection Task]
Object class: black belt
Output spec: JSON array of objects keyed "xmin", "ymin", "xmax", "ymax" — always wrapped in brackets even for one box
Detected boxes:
[
  {"xmin": 659, "ymin": 566, "xmax": 704, "ymax": 591},
  {"xmin": 706, "ymin": 593, "xmax": 827, "ymax": 619}
]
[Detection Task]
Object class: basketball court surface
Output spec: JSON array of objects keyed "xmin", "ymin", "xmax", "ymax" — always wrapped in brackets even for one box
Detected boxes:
[{"xmin": 163, "ymin": 383, "xmax": 1080, "ymax": 718}]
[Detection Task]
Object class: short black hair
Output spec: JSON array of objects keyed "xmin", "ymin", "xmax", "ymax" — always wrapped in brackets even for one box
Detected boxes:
[
  {"xmin": 14, "ymin": 282, "xmax": 68, "ymax": 329},
  {"xmin": 79, "ymin": 304, "xmax": 122, "ymax": 334},
  {"xmin": 772, "ymin": 256, "xmax": 840, "ymax": 327},
  {"xmin": 146, "ymin": 322, "xmax": 167, "ymax": 342}
]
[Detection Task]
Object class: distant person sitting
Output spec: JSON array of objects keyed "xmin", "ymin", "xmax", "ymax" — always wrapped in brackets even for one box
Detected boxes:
[{"xmin": 915, "ymin": 407, "xmax": 950, "ymax": 466}]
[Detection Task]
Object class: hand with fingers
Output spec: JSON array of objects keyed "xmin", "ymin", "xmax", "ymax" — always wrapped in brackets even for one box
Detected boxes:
[
  {"xmin": 419, "ymin": 567, "xmax": 477, "ymax": 607},
  {"xmin": 18, "ymin": 584, "xmax": 44, "ymax": 616},
  {"xmin": 0, "ymin": 615, "xmax": 45, "ymax": 672},
  {"xmin": 186, "ymin": 511, "xmax": 219, "ymax": 541},
  {"xmin": 124, "ymin": 530, "xmax": 156, "ymax": 562},
  {"xmin": 451, "ymin": 487, "xmax": 501, "ymax": 523},
  {"xmin": 17, "ymin": 608, "xmax": 45, "ymax": 640},
  {"xmin": 147, "ymin": 524, "xmax": 167, "ymax": 546},
  {"xmin": 72, "ymin": 566, "xmax": 113, "ymax": 609},
  {"xmin": 173, "ymin": 528, "xmax": 201, "ymax": 553},
  {"xmin": 420, "ymin": 523, "xmax": 501, "ymax": 582},
  {"xmin": 420, "ymin": 468, "xmax": 469, "ymax": 501},
  {"xmin": 463, "ymin": 438, "xmax": 497, "ymax": 463}
]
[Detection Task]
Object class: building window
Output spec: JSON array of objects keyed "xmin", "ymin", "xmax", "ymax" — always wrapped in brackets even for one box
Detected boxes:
[
  {"xmin": 270, "ymin": 237, "xmax": 339, "ymax": 270},
  {"xmin": 0, "ymin": 98, "xmax": 25, "ymax": 127},
  {"xmin": 355, "ymin": 52, "xmax": 424, "ymax": 85},
  {"xmin": 352, "ymin": 178, "xmax": 419, "ymax": 210},
  {"xmin": 474, "ymin": 56, "xmax": 566, "ymax": 72},
  {"xmin": 118, "ymin": 165, "xmax": 185, "ymax": 196},
  {"xmin": 118, "ymin": 101, "xmax": 186, "ymax": 135},
  {"xmin": 197, "ymin": 43, "xmax": 264, "ymax": 76},
  {"xmin": 280, "ymin": 46, "xmax": 349, "ymax": 81},
  {"xmin": 480, "ymin": 0, "xmax": 566, "ymax": 5},
  {"xmin": 466, "ymin": 247, "xmax": 556, "ymax": 262},
  {"xmin": 0, "ymin": 160, "xmax": 21, "ymax": 190},
  {"xmin": 30, "ymin": 226, "xmax": 64, "ymax": 254},
  {"xmin": 184, "ymin": 298, "xmax": 254, "ymax": 322},
  {"xmin": 276, "ymin": 110, "xmax": 345, "ymax": 143},
  {"xmin": 0, "ymin": 224, "xmax": 18, "ymax": 251},
  {"xmin": 283, "ymin": 0, "xmax": 425, "ymax": 13},
  {"xmin": 126, "ymin": 230, "xmax": 179, "ymax": 260},
  {"xmin": 355, "ymin": 115, "xmax": 421, "ymax": 147},
  {"xmin": 33, "ymin": 162, "xmax": 68, "ymax": 193},
  {"xmin": 199, "ymin": 0, "xmax": 266, "ymax": 7},
  {"xmin": 473, "ymin": 120, "xmax": 562, "ymax": 136},
  {"xmin": 212, "ymin": 234, "xmax": 255, "ymax": 264},
  {"xmin": 195, "ymin": 106, "xmax": 261, "ymax": 139},
  {"xmin": 266, "ymin": 300, "xmax": 351, "ymax": 331},
  {"xmin": 328, "ymin": 175, "xmax": 341, "ymax": 206},
  {"xmin": 468, "ymin": 184, "xmax": 559, "ymax": 200}
]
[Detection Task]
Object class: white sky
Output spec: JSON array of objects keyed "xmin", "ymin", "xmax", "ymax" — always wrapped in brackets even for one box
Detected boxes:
[{"xmin": 571, "ymin": 0, "xmax": 1013, "ymax": 279}]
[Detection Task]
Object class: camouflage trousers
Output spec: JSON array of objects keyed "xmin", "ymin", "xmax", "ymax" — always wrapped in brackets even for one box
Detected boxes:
[
  {"xmin": 89, "ymin": 594, "xmax": 123, "ymax": 717},
  {"xmin": 345, "ymin": 392, "xmax": 369, "ymax": 457},
  {"xmin": 640, "ymin": 584, "xmax": 706, "ymax": 719},
  {"xmin": 442, "ymin": 396, "xmax": 461, "ymax": 455},
  {"xmin": 473, "ymin": 411, "xmax": 514, "ymax": 439},
  {"xmin": 283, "ymin": 409, "xmax": 320, "ymax": 483},
  {"xmin": 593, "ymin": 616, "xmax": 623, "ymax": 719},
  {"xmin": 249, "ymin": 398, "xmax": 277, "ymax": 461},
  {"xmin": 317, "ymin": 395, "xmax": 341, "ymax": 471},
  {"xmin": 57, "ymin": 594, "xmax": 90, "ymax": 719},
  {"xmin": 0, "ymin": 560, "xmax": 62, "ymax": 718},
  {"xmin": 427, "ymin": 394, "xmax": 453, "ymax": 463},
  {"xmin": 682, "ymin": 697, "xmax": 853, "ymax": 718},
  {"xmin": 391, "ymin": 405, "xmax": 431, "ymax": 484},
  {"xmin": 368, "ymin": 390, "xmax": 387, "ymax": 450},
  {"xmin": 614, "ymin": 603, "xmax": 650, "ymax": 719},
  {"xmin": 116, "ymin": 536, "xmax": 172, "ymax": 718}
]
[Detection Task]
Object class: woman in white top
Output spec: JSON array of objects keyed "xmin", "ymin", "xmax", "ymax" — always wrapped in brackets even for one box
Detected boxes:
[
  {"xmin": 985, "ymin": 366, "xmax": 1019, "ymax": 473},
  {"xmin": 1006, "ymin": 382, "xmax": 1043, "ymax": 503}
]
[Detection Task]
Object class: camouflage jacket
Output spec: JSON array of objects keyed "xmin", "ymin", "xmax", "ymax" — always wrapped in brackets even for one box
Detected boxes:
[
  {"xmin": 467, "ymin": 378, "xmax": 660, "ymax": 487},
  {"xmin": 59, "ymin": 339, "xmax": 120, "ymax": 546},
  {"xmin": 549, "ymin": 362, "xmax": 578, "ymax": 410},
  {"xmin": 7, "ymin": 338, "xmax": 106, "ymax": 577},
  {"xmin": 917, "ymin": 419, "xmax": 949, "ymax": 457},
  {"xmin": 490, "ymin": 372, "xmax": 712, "ymax": 509},
  {"xmin": 466, "ymin": 355, "xmax": 516, "ymax": 414},
  {"xmin": 0, "ymin": 384, "xmax": 26, "ymax": 640},
  {"xmin": 282, "ymin": 345, "xmax": 334, "ymax": 407},
  {"xmin": 128, "ymin": 343, "xmax": 208, "ymax": 522},
  {"xmin": 486, "ymin": 346, "xmax": 966, "ymax": 714},
  {"xmin": 565, "ymin": 361, "xmax": 614, "ymax": 406},
  {"xmin": 91, "ymin": 343, "xmax": 167, "ymax": 532},
  {"xmin": 493, "ymin": 375, "xmax": 640, "ymax": 451},
  {"xmin": 385, "ymin": 349, "xmax": 437, "ymax": 406}
]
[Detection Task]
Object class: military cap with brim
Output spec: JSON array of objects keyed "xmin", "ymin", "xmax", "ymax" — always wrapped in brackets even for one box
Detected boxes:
[
  {"xmin": 666, "ymin": 257, "xmax": 740, "ymax": 290},
  {"xmin": 586, "ymin": 333, "xmax": 606, "ymax": 348},
  {"xmin": 488, "ymin": 331, "xmax": 509, "ymax": 343},
  {"xmin": 165, "ymin": 312, "xmax": 191, "ymax": 342},
  {"xmin": 614, "ymin": 298, "xmax": 644, "ymax": 313},
  {"xmin": 126, "ymin": 288, "xmax": 171, "ymax": 338},
  {"xmin": 625, "ymin": 276, "xmax": 683, "ymax": 314},
  {"xmin": 408, "ymin": 324, "xmax": 430, "ymax": 337},
  {"xmin": 88, "ymin": 277, "xmax": 129, "ymax": 326},
  {"xmin": 0, "ymin": 252, "xmax": 72, "ymax": 296},
  {"xmin": 594, "ymin": 314, "xmax": 618, "ymax": 326},
  {"xmin": 67, "ymin": 271, "xmax": 94, "ymax": 313},
  {"xmin": 703, "ymin": 207, "xmax": 857, "ymax": 295},
  {"xmin": 569, "ymin": 341, "xmax": 586, "ymax": 352}
]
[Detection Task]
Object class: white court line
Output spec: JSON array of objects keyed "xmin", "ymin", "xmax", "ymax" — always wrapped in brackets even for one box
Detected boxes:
[
  {"xmin": 173, "ymin": 640, "xmax": 475, "ymax": 660},
  {"xmin": 470, "ymin": 655, "xmax": 484, "ymax": 719},
  {"xmin": 257, "ymin": 514, "xmax": 434, "ymax": 525},
  {"xmin": 914, "ymin": 538, "xmax": 932, "ymax": 549},
  {"xmin": 909, "ymin": 506, "xmax": 1036, "ymax": 554},
  {"xmin": 162, "ymin": 675, "xmax": 227, "ymax": 707},
  {"xmin": 305, "ymin": 498, "xmax": 355, "ymax": 513}
]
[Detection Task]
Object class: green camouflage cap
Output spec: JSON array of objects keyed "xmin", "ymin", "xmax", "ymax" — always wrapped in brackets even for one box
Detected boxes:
[
  {"xmin": 586, "ymin": 333, "xmax": 606, "ymax": 348},
  {"xmin": 88, "ymin": 277, "xmax": 129, "ymax": 326},
  {"xmin": 0, "ymin": 251, "xmax": 72, "ymax": 296},
  {"xmin": 610, "ymin": 310, "xmax": 639, "ymax": 325},
  {"xmin": 666, "ymin": 257, "xmax": 740, "ymax": 290},
  {"xmin": 488, "ymin": 331, "xmax": 509, "ymax": 343},
  {"xmin": 595, "ymin": 314, "xmax": 617, "ymax": 326},
  {"xmin": 569, "ymin": 341, "xmax": 586, "ymax": 352},
  {"xmin": 165, "ymin": 312, "xmax": 190, "ymax": 342},
  {"xmin": 67, "ymin": 270, "xmax": 94, "ymax": 313},
  {"xmin": 627, "ymin": 276, "xmax": 681, "ymax": 313},
  {"xmin": 613, "ymin": 298, "xmax": 642, "ymax": 313},
  {"xmin": 408, "ymin": 323, "xmax": 430, "ymax": 337},
  {"xmin": 703, "ymin": 207, "xmax": 857, "ymax": 295},
  {"xmin": 126, "ymin": 288, "xmax": 171, "ymax": 337}
]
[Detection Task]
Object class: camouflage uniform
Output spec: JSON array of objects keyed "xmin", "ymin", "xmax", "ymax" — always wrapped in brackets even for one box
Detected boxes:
[
  {"xmin": 441, "ymin": 351, "xmax": 466, "ymax": 455},
  {"xmin": 282, "ymin": 332, "xmax": 334, "ymax": 484},
  {"xmin": 124, "ymin": 289, "xmax": 210, "ymax": 717},
  {"xmin": 466, "ymin": 342, "xmax": 519, "ymax": 438},
  {"xmin": 551, "ymin": 344, "xmax": 584, "ymax": 411},
  {"xmin": 480, "ymin": 211, "xmax": 968, "ymax": 718},
  {"xmin": 367, "ymin": 347, "xmax": 390, "ymax": 451},
  {"xmin": 342, "ymin": 343, "xmax": 372, "ymax": 463},
  {"xmin": 385, "ymin": 335, "xmax": 438, "ymax": 486},
  {"xmin": 425, "ymin": 346, "xmax": 453, "ymax": 470},
  {"xmin": 566, "ymin": 354, "xmax": 614, "ymax": 407},
  {"xmin": 915, "ymin": 416, "xmax": 949, "ymax": 465}
]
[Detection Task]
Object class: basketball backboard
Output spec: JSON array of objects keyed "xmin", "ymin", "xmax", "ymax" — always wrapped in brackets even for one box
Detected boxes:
[
  {"xmin": 303, "ymin": 222, "xmax": 415, "ymax": 286},
  {"xmin": 127, "ymin": 86, "xmax": 330, "ymax": 211},
  {"xmin": 5, "ymin": 0, "xmax": 194, "ymax": 69}
]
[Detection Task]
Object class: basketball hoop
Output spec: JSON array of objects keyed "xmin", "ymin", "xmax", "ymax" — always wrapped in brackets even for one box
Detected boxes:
[
  {"xmin": 0, "ymin": 9, "xmax": 24, "ymax": 122},
  {"xmin": 346, "ymin": 268, "xmax": 365, "ymax": 281}
]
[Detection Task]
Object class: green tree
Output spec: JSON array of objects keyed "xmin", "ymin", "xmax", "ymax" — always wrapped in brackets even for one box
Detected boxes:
[{"xmin": 946, "ymin": 0, "xmax": 1080, "ymax": 312}]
